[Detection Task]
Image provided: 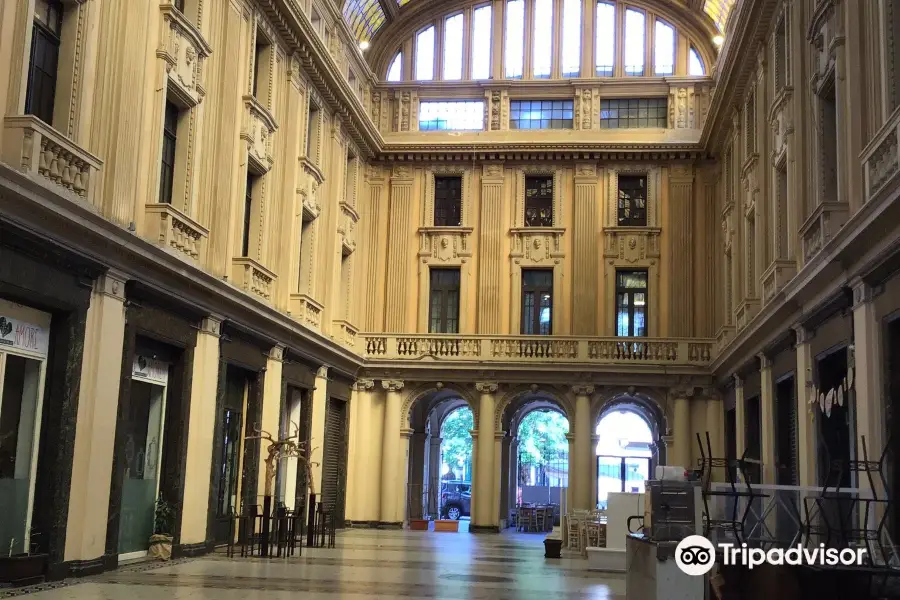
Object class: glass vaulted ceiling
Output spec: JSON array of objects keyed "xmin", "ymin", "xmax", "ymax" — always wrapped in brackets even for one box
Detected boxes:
[{"xmin": 343, "ymin": 0, "xmax": 738, "ymax": 44}]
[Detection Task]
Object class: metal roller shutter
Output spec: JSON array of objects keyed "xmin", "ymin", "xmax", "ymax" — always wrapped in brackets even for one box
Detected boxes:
[{"xmin": 321, "ymin": 398, "xmax": 348, "ymax": 526}]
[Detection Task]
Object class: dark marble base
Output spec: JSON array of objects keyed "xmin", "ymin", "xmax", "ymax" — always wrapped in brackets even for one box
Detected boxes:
[
  {"xmin": 469, "ymin": 525, "xmax": 500, "ymax": 534},
  {"xmin": 345, "ymin": 521, "xmax": 379, "ymax": 528},
  {"xmin": 172, "ymin": 541, "xmax": 214, "ymax": 559},
  {"xmin": 46, "ymin": 554, "xmax": 110, "ymax": 581},
  {"xmin": 376, "ymin": 522, "xmax": 404, "ymax": 529}
]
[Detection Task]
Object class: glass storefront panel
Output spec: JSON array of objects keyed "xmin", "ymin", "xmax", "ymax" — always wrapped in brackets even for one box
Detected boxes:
[
  {"xmin": 117, "ymin": 380, "xmax": 166, "ymax": 555},
  {"xmin": 0, "ymin": 354, "xmax": 44, "ymax": 555}
]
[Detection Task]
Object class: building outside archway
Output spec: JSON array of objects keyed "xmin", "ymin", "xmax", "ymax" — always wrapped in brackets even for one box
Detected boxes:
[{"xmin": 595, "ymin": 410, "xmax": 653, "ymax": 509}]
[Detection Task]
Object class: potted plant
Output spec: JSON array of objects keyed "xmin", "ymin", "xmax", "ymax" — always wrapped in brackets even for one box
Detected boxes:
[
  {"xmin": 0, "ymin": 532, "xmax": 48, "ymax": 587},
  {"xmin": 148, "ymin": 498, "xmax": 175, "ymax": 560}
]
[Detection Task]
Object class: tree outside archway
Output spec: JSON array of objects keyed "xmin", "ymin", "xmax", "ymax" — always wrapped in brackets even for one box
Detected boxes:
[
  {"xmin": 517, "ymin": 409, "xmax": 569, "ymax": 508},
  {"xmin": 440, "ymin": 407, "xmax": 473, "ymax": 481}
]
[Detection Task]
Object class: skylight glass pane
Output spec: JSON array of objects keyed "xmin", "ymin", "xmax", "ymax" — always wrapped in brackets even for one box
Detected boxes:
[
  {"xmin": 342, "ymin": 0, "xmax": 386, "ymax": 43},
  {"xmin": 532, "ymin": 0, "xmax": 553, "ymax": 78},
  {"xmin": 561, "ymin": 0, "xmax": 581, "ymax": 76},
  {"xmin": 654, "ymin": 19, "xmax": 675, "ymax": 76},
  {"xmin": 442, "ymin": 13, "xmax": 464, "ymax": 80},
  {"xmin": 416, "ymin": 26, "xmax": 435, "ymax": 80},
  {"xmin": 624, "ymin": 9, "xmax": 645, "ymax": 76},
  {"xmin": 471, "ymin": 4, "xmax": 492, "ymax": 79},
  {"xmin": 505, "ymin": 0, "xmax": 524, "ymax": 78},
  {"xmin": 595, "ymin": 2, "xmax": 615, "ymax": 76},
  {"xmin": 703, "ymin": 0, "xmax": 736, "ymax": 32},
  {"xmin": 419, "ymin": 101, "xmax": 485, "ymax": 131},
  {"xmin": 387, "ymin": 52, "xmax": 403, "ymax": 81},
  {"xmin": 689, "ymin": 47, "xmax": 705, "ymax": 75}
]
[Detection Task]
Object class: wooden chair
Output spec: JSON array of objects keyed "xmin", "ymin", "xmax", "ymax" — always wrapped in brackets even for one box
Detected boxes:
[{"xmin": 566, "ymin": 513, "xmax": 582, "ymax": 550}]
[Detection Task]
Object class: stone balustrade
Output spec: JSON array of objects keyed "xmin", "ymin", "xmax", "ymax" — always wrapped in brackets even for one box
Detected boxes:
[
  {"xmin": 145, "ymin": 202, "xmax": 209, "ymax": 262},
  {"xmin": 362, "ymin": 334, "xmax": 714, "ymax": 366},
  {"xmin": 2, "ymin": 115, "xmax": 103, "ymax": 207},
  {"xmin": 231, "ymin": 257, "xmax": 276, "ymax": 301},
  {"xmin": 863, "ymin": 106, "xmax": 900, "ymax": 204}
]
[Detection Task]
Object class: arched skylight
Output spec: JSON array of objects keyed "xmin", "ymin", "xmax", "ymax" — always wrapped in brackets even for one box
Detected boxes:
[
  {"xmin": 703, "ymin": 0, "xmax": 737, "ymax": 33},
  {"xmin": 532, "ymin": 0, "xmax": 553, "ymax": 78},
  {"xmin": 387, "ymin": 52, "xmax": 402, "ymax": 81},
  {"xmin": 342, "ymin": 0, "xmax": 385, "ymax": 43},
  {"xmin": 623, "ymin": 8, "xmax": 645, "ymax": 76},
  {"xmin": 654, "ymin": 19, "xmax": 674, "ymax": 76},
  {"xmin": 561, "ymin": 0, "xmax": 581, "ymax": 77},
  {"xmin": 471, "ymin": 4, "xmax": 492, "ymax": 79},
  {"xmin": 595, "ymin": 2, "xmax": 615, "ymax": 76},
  {"xmin": 415, "ymin": 26, "xmax": 435, "ymax": 80},
  {"xmin": 505, "ymin": 0, "xmax": 525, "ymax": 79},
  {"xmin": 443, "ymin": 13, "xmax": 464, "ymax": 80},
  {"xmin": 689, "ymin": 47, "xmax": 705, "ymax": 75}
]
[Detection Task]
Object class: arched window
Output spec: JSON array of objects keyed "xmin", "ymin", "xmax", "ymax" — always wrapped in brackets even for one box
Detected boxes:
[
  {"xmin": 595, "ymin": 1, "xmax": 615, "ymax": 77},
  {"xmin": 387, "ymin": 51, "xmax": 402, "ymax": 81},
  {"xmin": 532, "ymin": 0, "xmax": 553, "ymax": 78},
  {"xmin": 505, "ymin": 0, "xmax": 525, "ymax": 78},
  {"xmin": 654, "ymin": 19, "xmax": 675, "ymax": 76},
  {"xmin": 624, "ymin": 8, "xmax": 645, "ymax": 76},
  {"xmin": 471, "ymin": 4, "xmax": 492, "ymax": 79},
  {"xmin": 561, "ymin": 0, "xmax": 581, "ymax": 77},
  {"xmin": 443, "ymin": 13, "xmax": 464, "ymax": 80},
  {"xmin": 415, "ymin": 25, "xmax": 435, "ymax": 80},
  {"xmin": 689, "ymin": 46, "xmax": 706, "ymax": 76}
]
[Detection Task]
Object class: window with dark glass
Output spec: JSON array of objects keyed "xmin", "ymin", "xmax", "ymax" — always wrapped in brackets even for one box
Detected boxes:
[
  {"xmin": 521, "ymin": 269, "xmax": 553, "ymax": 335},
  {"xmin": 600, "ymin": 98, "xmax": 667, "ymax": 128},
  {"xmin": 616, "ymin": 270, "xmax": 648, "ymax": 337},
  {"xmin": 617, "ymin": 175, "xmax": 647, "ymax": 226},
  {"xmin": 524, "ymin": 176, "xmax": 553, "ymax": 227},
  {"xmin": 174, "ymin": 0, "xmax": 185, "ymax": 11},
  {"xmin": 252, "ymin": 36, "xmax": 266, "ymax": 98},
  {"xmin": 158, "ymin": 102, "xmax": 179, "ymax": 204},
  {"xmin": 242, "ymin": 173, "xmax": 256, "ymax": 257},
  {"xmin": 429, "ymin": 269, "xmax": 460, "ymax": 333},
  {"xmin": 434, "ymin": 176, "xmax": 462, "ymax": 226},
  {"xmin": 26, "ymin": 0, "xmax": 64, "ymax": 125},
  {"xmin": 306, "ymin": 104, "xmax": 319, "ymax": 159},
  {"xmin": 510, "ymin": 100, "xmax": 574, "ymax": 129}
]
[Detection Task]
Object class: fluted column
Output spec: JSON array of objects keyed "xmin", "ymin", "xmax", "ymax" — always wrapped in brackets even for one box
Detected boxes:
[
  {"xmin": 734, "ymin": 375, "xmax": 746, "ymax": 462},
  {"xmin": 427, "ymin": 436, "xmax": 443, "ymax": 516},
  {"xmin": 673, "ymin": 392, "xmax": 692, "ymax": 469},
  {"xmin": 384, "ymin": 168, "xmax": 413, "ymax": 331},
  {"xmin": 573, "ymin": 165, "xmax": 598, "ymax": 332},
  {"xmin": 794, "ymin": 326, "xmax": 815, "ymax": 486},
  {"xmin": 565, "ymin": 433, "xmax": 577, "ymax": 513},
  {"xmin": 852, "ymin": 281, "xmax": 885, "ymax": 495},
  {"xmin": 346, "ymin": 378, "xmax": 375, "ymax": 523},
  {"xmin": 477, "ymin": 164, "xmax": 504, "ymax": 333},
  {"xmin": 572, "ymin": 385, "xmax": 594, "ymax": 509},
  {"xmin": 472, "ymin": 382, "xmax": 499, "ymax": 531},
  {"xmin": 704, "ymin": 391, "xmax": 723, "ymax": 474},
  {"xmin": 669, "ymin": 165, "xmax": 694, "ymax": 336},
  {"xmin": 363, "ymin": 169, "xmax": 386, "ymax": 330},
  {"xmin": 380, "ymin": 380, "xmax": 405, "ymax": 525},
  {"xmin": 499, "ymin": 434, "xmax": 511, "ymax": 526},
  {"xmin": 759, "ymin": 354, "xmax": 776, "ymax": 483},
  {"xmin": 310, "ymin": 367, "xmax": 329, "ymax": 495},
  {"xmin": 257, "ymin": 345, "xmax": 285, "ymax": 498}
]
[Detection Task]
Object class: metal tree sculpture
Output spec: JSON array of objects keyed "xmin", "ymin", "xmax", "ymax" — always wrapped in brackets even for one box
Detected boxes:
[{"xmin": 246, "ymin": 423, "xmax": 318, "ymax": 498}]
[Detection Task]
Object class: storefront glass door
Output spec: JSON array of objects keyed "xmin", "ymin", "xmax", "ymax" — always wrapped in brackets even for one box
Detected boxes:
[
  {"xmin": 596, "ymin": 455, "xmax": 651, "ymax": 508},
  {"xmin": 0, "ymin": 352, "xmax": 45, "ymax": 555},
  {"xmin": 117, "ymin": 378, "xmax": 166, "ymax": 558}
]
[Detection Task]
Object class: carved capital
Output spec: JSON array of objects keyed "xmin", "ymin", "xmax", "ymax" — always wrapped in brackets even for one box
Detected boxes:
[
  {"xmin": 316, "ymin": 366, "xmax": 329, "ymax": 379},
  {"xmin": 475, "ymin": 381, "xmax": 499, "ymax": 394},
  {"xmin": 199, "ymin": 315, "xmax": 222, "ymax": 337},
  {"xmin": 757, "ymin": 352, "xmax": 772, "ymax": 370},
  {"xmin": 268, "ymin": 344, "xmax": 285, "ymax": 362},
  {"xmin": 382, "ymin": 379, "xmax": 405, "ymax": 392},
  {"xmin": 851, "ymin": 278, "xmax": 874, "ymax": 308},
  {"xmin": 792, "ymin": 324, "xmax": 812, "ymax": 345},
  {"xmin": 95, "ymin": 269, "xmax": 128, "ymax": 301},
  {"xmin": 353, "ymin": 378, "xmax": 375, "ymax": 391},
  {"xmin": 733, "ymin": 374, "xmax": 744, "ymax": 389},
  {"xmin": 571, "ymin": 384, "xmax": 595, "ymax": 396}
]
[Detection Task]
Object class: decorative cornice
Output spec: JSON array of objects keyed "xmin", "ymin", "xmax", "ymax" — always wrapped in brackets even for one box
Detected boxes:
[{"xmin": 382, "ymin": 379, "xmax": 405, "ymax": 392}]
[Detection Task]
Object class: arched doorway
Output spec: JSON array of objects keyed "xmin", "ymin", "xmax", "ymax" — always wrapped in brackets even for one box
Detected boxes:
[
  {"xmin": 595, "ymin": 409, "xmax": 653, "ymax": 508},
  {"xmin": 437, "ymin": 406, "xmax": 473, "ymax": 521}
]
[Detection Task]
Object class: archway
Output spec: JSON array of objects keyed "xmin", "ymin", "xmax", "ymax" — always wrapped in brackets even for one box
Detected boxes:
[
  {"xmin": 437, "ymin": 406, "xmax": 473, "ymax": 521},
  {"xmin": 595, "ymin": 409, "xmax": 653, "ymax": 508}
]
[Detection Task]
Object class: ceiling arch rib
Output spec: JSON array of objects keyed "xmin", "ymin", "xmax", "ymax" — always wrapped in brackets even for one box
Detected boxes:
[
  {"xmin": 342, "ymin": 0, "xmax": 387, "ymax": 42},
  {"xmin": 702, "ymin": 0, "xmax": 737, "ymax": 33}
]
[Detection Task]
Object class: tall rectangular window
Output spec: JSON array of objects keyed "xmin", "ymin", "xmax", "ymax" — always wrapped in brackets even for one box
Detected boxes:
[
  {"xmin": 443, "ymin": 13, "xmax": 464, "ymax": 80},
  {"xmin": 159, "ymin": 102, "xmax": 179, "ymax": 205},
  {"xmin": 521, "ymin": 269, "xmax": 553, "ymax": 335},
  {"xmin": 429, "ymin": 269, "xmax": 460, "ymax": 333},
  {"xmin": 595, "ymin": 2, "xmax": 615, "ymax": 76},
  {"xmin": 688, "ymin": 46, "xmax": 705, "ymax": 76},
  {"xmin": 532, "ymin": 0, "xmax": 553, "ymax": 78},
  {"xmin": 419, "ymin": 101, "xmax": 484, "ymax": 131},
  {"xmin": 624, "ymin": 8, "xmax": 645, "ymax": 76},
  {"xmin": 306, "ymin": 104, "xmax": 319, "ymax": 160},
  {"xmin": 599, "ymin": 98, "xmax": 667, "ymax": 128},
  {"xmin": 505, "ymin": 0, "xmax": 524, "ymax": 78},
  {"xmin": 617, "ymin": 175, "xmax": 647, "ymax": 226},
  {"xmin": 471, "ymin": 4, "xmax": 492, "ymax": 80},
  {"xmin": 252, "ymin": 36, "xmax": 267, "ymax": 98},
  {"xmin": 416, "ymin": 26, "xmax": 435, "ymax": 80},
  {"xmin": 174, "ymin": 0, "xmax": 185, "ymax": 12},
  {"xmin": 387, "ymin": 52, "xmax": 402, "ymax": 81},
  {"xmin": 26, "ymin": 0, "xmax": 64, "ymax": 125},
  {"xmin": 242, "ymin": 173, "xmax": 256, "ymax": 257},
  {"xmin": 654, "ymin": 20, "xmax": 675, "ymax": 76},
  {"xmin": 434, "ymin": 176, "xmax": 462, "ymax": 226},
  {"xmin": 774, "ymin": 18, "xmax": 786, "ymax": 92},
  {"xmin": 510, "ymin": 100, "xmax": 573, "ymax": 129},
  {"xmin": 616, "ymin": 270, "xmax": 648, "ymax": 337},
  {"xmin": 561, "ymin": 0, "xmax": 581, "ymax": 77},
  {"xmin": 524, "ymin": 176, "xmax": 553, "ymax": 226}
]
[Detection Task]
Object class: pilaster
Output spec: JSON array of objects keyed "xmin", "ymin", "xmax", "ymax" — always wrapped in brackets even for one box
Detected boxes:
[
  {"xmin": 380, "ymin": 379, "xmax": 405, "ymax": 525},
  {"xmin": 673, "ymin": 391, "xmax": 692, "ymax": 469},
  {"xmin": 758, "ymin": 353, "xmax": 776, "ymax": 483},
  {"xmin": 472, "ymin": 381, "xmax": 499, "ymax": 531},
  {"xmin": 257, "ymin": 344, "xmax": 285, "ymax": 498},
  {"xmin": 309, "ymin": 366, "xmax": 329, "ymax": 496},
  {"xmin": 734, "ymin": 374, "xmax": 746, "ymax": 462},
  {"xmin": 668, "ymin": 165, "xmax": 694, "ymax": 336},
  {"xmin": 384, "ymin": 167, "xmax": 413, "ymax": 331},
  {"xmin": 573, "ymin": 164, "xmax": 598, "ymax": 334},
  {"xmin": 572, "ymin": 384, "xmax": 594, "ymax": 510},
  {"xmin": 477, "ymin": 164, "xmax": 504, "ymax": 333},
  {"xmin": 346, "ymin": 378, "xmax": 375, "ymax": 522},
  {"xmin": 793, "ymin": 325, "xmax": 816, "ymax": 486},
  {"xmin": 851, "ymin": 280, "xmax": 884, "ymax": 477}
]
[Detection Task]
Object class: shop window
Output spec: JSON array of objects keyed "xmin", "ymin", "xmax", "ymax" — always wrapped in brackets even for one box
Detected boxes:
[{"xmin": 524, "ymin": 175, "xmax": 553, "ymax": 227}]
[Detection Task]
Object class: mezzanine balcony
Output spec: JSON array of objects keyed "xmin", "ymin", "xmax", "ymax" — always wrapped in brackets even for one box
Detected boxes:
[{"xmin": 362, "ymin": 333, "xmax": 713, "ymax": 369}]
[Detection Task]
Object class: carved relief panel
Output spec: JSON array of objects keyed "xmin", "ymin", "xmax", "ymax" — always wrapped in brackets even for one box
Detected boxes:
[
  {"xmin": 158, "ymin": 6, "xmax": 212, "ymax": 108},
  {"xmin": 242, "ymin": 96, "xmax": 278, "ymax": 174},
  {"xmin": 394, "ymin": 90, "xmax": 418, "ymax": 132},
  {"xmin": 809, "ymin": 0, "xmax": 840, "ymax": 91}
]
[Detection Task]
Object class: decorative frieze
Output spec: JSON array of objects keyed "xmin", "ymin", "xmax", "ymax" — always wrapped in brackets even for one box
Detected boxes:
[
  {"xmin": 417, "ymin": 227, "xmax": 474, "ymax": 263},
  {"xmin": 602, "ymin": 228, "xmax": 662, "ymax": 263},
  {"xmin": 2, "ymin": 115, "xmax": 102, "ymax": 207},
  {"xmin": 394, "ymin": 90, "xmax": 417, "ymax": 132},
  {"xmin": 289, "ymin": 293, "xmax": 324, "ymax": 329},
  {"xmin": 231, "ymin": 257, "xmax": 277, "ymax": 301},
  {"xmin": 510, "ymin": 228, "xmax": 565, "ymax": 265},
  {"xmin": 157, "ymin": 5, "xmax": 212, "ymax": 107},
  {"xmin": 242, "ymin": 95, "xmax": 278, "ymax": 174},
  {"xmin": 144, "ymin": 202, "xmax": 209, "ymax": 262}
]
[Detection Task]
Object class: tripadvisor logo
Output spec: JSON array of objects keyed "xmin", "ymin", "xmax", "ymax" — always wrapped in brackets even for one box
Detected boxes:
[{"xmin": 675, "ymin": 535, "xmax": 867, "ymax": 576}]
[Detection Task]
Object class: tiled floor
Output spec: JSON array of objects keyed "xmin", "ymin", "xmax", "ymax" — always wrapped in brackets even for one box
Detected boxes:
[{"xmin": 2, "ymin": 529, "xmax": 626, "ymax": 599}]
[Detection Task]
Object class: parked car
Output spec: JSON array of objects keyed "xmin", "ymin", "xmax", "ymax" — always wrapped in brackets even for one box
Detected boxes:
[{"xmin": 440, "ymin": 480, "xmax": 471, "ymax": 520}]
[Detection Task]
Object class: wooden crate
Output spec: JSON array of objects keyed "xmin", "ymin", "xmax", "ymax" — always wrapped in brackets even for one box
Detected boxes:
[{"xmin": 434, "ymin": 520, "xmax": 460, "ymax": 532}]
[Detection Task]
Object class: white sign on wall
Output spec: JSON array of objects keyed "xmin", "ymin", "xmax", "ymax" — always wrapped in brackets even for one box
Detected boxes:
[
  {"xmin": 0, "ymin": 315, "xmax": 50, "ymax": 357},
  {"xmin": 132, "ymin": 355, "xmax": 169, "ymax": 386}
]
